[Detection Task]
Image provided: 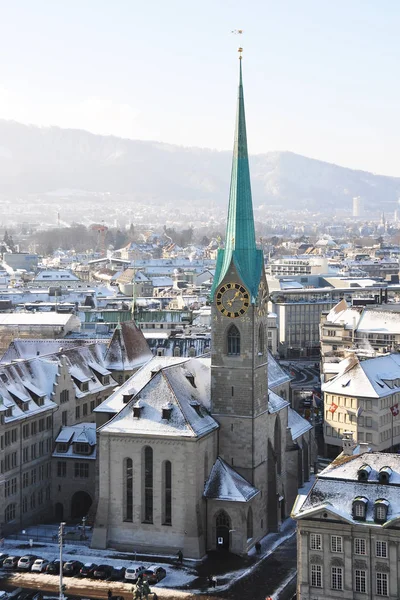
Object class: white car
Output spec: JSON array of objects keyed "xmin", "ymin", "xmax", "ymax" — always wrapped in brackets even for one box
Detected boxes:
[
  {"xmin": 125, "ymin": 565, "xmax": 146, "ymax": 582},
  {"xmin": 31, "ymin": 558, "xmax": 49, "ymax": 573}
]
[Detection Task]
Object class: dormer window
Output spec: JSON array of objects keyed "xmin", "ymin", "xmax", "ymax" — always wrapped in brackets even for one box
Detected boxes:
[
  {"xmin": 190, "ymin": 400, "xmax": 202, "ymax": 417},
  {"xmin": 57, "ymin": 443, "xmax": 68, "ymax": 453},
  {"xmin": 133, "ymin": 399, "xmax": 144, "ymax": 419},
  {"xmin": 123, "ymin": 389, "xmax": 135, "ymax": 404},
  {"xmin": 162, "ymin": 402, "xmax": 173, "ymax": 420},
  {"xmin": 185, "ymin": 372, "xmax": 196, "ymax": 388},
  {"xmin": 81, "ymin": 381, "xmax": 89, "ymax": 392},
  {"xmin": 353, "ymin": 497, "xmax": 368, "ymax": 521},
  {"xmin": 74, "ymin": 443, "xmax": 90, "ymax": 455},
  {"xmin": 357, "ymin": 464, "xmax": 371, "ymax": 482},
  {"xmin": 378, "ymin": 466, "xmax": 392, "ymax": 485},
  {"xmin": 375, "ymin": 499, "xmax": 389, "ymax": 523}
]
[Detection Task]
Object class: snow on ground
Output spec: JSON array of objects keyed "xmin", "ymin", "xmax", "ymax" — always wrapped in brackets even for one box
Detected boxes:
[{"xmin": 3, "ymin": 515, "xmax": 298, "ymax": 596}]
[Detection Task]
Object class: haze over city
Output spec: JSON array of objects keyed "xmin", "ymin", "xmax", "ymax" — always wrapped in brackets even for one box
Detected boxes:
[{"xmin": 1, "ymin": 0, "xmax": 400, "ymax": 175}]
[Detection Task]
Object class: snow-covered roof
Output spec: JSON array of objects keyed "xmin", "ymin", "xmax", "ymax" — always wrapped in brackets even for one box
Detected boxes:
[
  {"xmin": 204, "ymin": 457, "xmax": 259, "ymax": 502},
  {"xmin": 95, "ymin": 356, "xmax": 194, "ymax": 414},
  {"xmin": 34, "ymin": 269, "xmax": 80, "ymax": 281},
  {"xmin": 322, "ymin": 353, "xmax": 400, "ymax": 398},
  {"xmin": 0, "ymin": 313, "xmax": 77, "ymax": 326},
  {"xmin": 99, "ymin": 358, "xmax": 217, "ymax": 439},
  {"xmin": 293, "ymin": 452, "xmax": 400, "ymax": 528},
  {"xmin": 268, "ymin": 389, "xmax": 289, "ymax": 413},
  {"xmin": 268, "ymin": 352, "xmax": 290, "ymax": 389},
  {"xmin": 288, "ymin": 407, "xmax": 312, "ymax": 441},
  {"xmin": 53, "ymin": 423, "xmax": 96, "ymax": 459}
]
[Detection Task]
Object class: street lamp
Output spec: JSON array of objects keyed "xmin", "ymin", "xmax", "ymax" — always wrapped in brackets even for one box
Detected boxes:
[{"xmin": 58, "ymin": 522, "xmax": 66, "ymax": 600}]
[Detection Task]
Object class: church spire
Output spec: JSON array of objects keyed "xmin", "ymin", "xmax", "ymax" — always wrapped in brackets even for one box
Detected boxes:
[{"xmin": 211, "ymin": 52, "xmax": 263, "ymax": 301}]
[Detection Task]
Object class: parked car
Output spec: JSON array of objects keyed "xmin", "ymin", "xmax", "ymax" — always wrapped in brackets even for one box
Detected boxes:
[
  {"xmin": 3, "ymin": 556, "xmax": 21, "ymax": 570},
  {"xmin": 143, "ymin": 566, "xmax": 167, "ymax": 584},
  {"xmin": 79, "ymin": 563, "xmax": 98, "ymax": 578},
  {"xmin": 111, "ymin": 566, "xmax": 126, "ymax": 580},
  {"xmin": 63, "ymin": 560, "xmax": 83, "ymax": 576},
  {"xmin": 17, "ymin": 555, "xmax": 38, "ymax": 570},
  {"xmin": 46, "ymin": 559, "xmax": 61, "ymax": 574},
  {"xmin": 0, "ymin": 553, "xmax": 9, "ymax": 567},
  {"xmin": 31, "ymin": 558, "xmax": 49, "ymax": 573},
  {"xmin": 92, "ymin": 564, "xmax": 113, "ymax": 580},
  {"xmin": 125, "ymin": 565, "xmax": 146, "ymax": 582}
]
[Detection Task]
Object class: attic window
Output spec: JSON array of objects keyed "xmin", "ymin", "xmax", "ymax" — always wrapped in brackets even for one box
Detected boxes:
[
  {"xmin": 81, "ymin": 381, "xmax": 89, "ymax": 392},
  {"xmin": 74, "ymin": 442, "xmax": 90, "ymax": 455},
  {"xmin": 378, "ymin": 466, "xmax": 392, "ymax": 485},
  {"xmin": 123, "ymin": 389, "xmax": 135, "ymax": 404},
  {"xmin": 132, "ymin": 400, "xmax": 144, "ymax": 419},
  {"xmin": 185, "ymin": 373, "xmax": 196, "ymax": 388},
  {"xmin": 357, "ymin": 464, "xmax": 371, "ymax": 482},
  {"xmin": 190, "ymin": 400, "xmax": 202, "ymax": 417},
  {"xmin": 162, "ymin": 403, "xmax": 173, "ymax": 420},
  {"xmin": 5, "ymin": 407, "xmax": 12, "ymax": 417},
  {"xmin": 57, "ymin": 443, "xmax": 68, "ymax": 453},
  {"xmin": 353, "ymin": 497, "xmax": 368, "ymax": 521},
  {"xmin": 375, "ymin": 499, "xmax": 389, "ymax": 523}
]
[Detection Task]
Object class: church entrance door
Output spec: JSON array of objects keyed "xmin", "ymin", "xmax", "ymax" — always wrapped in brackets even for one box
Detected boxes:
[{"xmin": 215, "ymin": 510, "xmax": 230, "ymax": 551}]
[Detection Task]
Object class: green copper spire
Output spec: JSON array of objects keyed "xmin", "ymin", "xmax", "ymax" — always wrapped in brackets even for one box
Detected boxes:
[{"xmin": 211, "ymin": 57, "xmax": 263, "ymax": 301}]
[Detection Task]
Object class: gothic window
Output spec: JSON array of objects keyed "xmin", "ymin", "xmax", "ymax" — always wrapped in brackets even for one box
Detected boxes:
[
  {"xmin": 227, "ymin": 325, "xmax": 240, "ymax": 356},
  {"xmin": 204, "ymin": 452, "xmax": 209, "ymax": 483},
  {"xmin": 4, "ymin": 503, "xmax": 16, "ymax": 522},
  {"xmin": 163, "ymin": 460, "xmax": 172, "ymax": 525},
  {"xmin": 274, "ymin": 416, "xmax": 282, "ymax": 474},
  {"xmin": 143, "ymin": 446, "xmax": 153, "ymax": 523},
  {"xmin": 173, "ymin": 346, "xmax": 181, "ymax": 357},
  {"xmin": 216, "ymin": 510, "xmax": 230, "ymax": 529},
  {"xmin": 124, "ymin": 458, "xmax": 133, "ymax": 522},
  {"xmin": 188, "ymin": 346, "xmax": 196, "ymax": 357},
  {"xmin": 247, "ymin": 506, "xmax": 253, "ymax": 540},
  {"xmin": 258, "ymin": 324, "xmax": 264, "ymax": 354}
]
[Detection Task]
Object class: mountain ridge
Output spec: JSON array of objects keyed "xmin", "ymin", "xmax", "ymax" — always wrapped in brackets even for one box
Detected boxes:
[{"xmin": 0, "ymin": 119, "xmax": 398, "ymax": 212}]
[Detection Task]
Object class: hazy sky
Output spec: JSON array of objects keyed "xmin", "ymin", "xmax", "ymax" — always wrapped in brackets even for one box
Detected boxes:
[{"xmin": 1, "ymin": 1, "xmax": 399, "ymax": 175}]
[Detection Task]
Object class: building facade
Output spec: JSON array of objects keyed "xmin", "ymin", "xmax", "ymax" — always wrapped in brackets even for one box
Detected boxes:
[{"xmin": 293, "ymin": 448, "xmax": 400, "ymax": 600}]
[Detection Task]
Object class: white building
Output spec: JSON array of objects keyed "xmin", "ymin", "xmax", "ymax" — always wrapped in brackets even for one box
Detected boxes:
[{"xmin": 293, "ymin": 446, "xmax": 400, "ymax": 600}]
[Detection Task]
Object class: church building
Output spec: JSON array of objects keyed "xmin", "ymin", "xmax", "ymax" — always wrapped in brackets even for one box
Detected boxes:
[{"xmin": 92, "ymin": 55, "xmax": 313, "ymax": 558}]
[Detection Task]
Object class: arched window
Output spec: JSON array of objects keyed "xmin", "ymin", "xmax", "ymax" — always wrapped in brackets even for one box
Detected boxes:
[
  {"xmin": 143, "ymin": 446, "xmax": 153, "ymax": 523},
  {"xmin": 5, "ymin": 503, "xmax": 16, "ymax": 523},
  {"xmin": 173, "ymin": 346, "xmax": 181, "ymax": 357},
  {"xmin": 227, "ymin": 325, "xmax": 240, "ymax": 356},
  {"xmin": 204, "ymin": 452, "xmax": 209, "ymax": 483},
  {"xmin": 124, "ymin": 458, "xmax": 133, "ymax": 522},
  {"xmin": 163, "ymin": 461, "xmax": 172, "ymax": 525},
  {"xmin": 258, "ymin": 324, "xmax": 264, "ymax": 354},
  {"xmin": 188, "ymin": 346, "xmax": 196, "ymax": 357},
  {"xmin": 274, "ymin": 416, "xmax": 282, "ymax": 475},
  {"xmin": 216, "ymin": 510, "xmax": 230, "ymax": 529},
  {"xmin": 247, "ymin": 506, "xmax": 253, "ymax": 540}
]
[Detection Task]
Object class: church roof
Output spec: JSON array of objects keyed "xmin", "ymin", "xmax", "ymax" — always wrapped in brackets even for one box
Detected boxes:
[
  {"xmin": 104, "ymin": 320, "xmax": 152, "ymax": 370},
  {"xmin": 210, "ymin": 59, "xmax": 263, "ymax": 302},
  {"xmin": 204, "ymin": 457, "xmax": 259, "ymax": 502},
  {"xmin": 99, "ymin": 358, "xmax": 218, "ymax": 438},
  {"xmin": 268, "ymin": 351, "xmax": 290, "ymax": 389}
]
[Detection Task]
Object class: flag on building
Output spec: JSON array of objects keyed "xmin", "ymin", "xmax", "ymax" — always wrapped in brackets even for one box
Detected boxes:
[
  {"xmin": 329, "ymin": 402, "xmax": 338, "ymax": 414},
  {"xmin": 390, "ymin": 403, "xmax": 399, "ymax": 417},
  {"xmin": 356, "ymin": 406, "xmax": 363, "ymax": 418}
]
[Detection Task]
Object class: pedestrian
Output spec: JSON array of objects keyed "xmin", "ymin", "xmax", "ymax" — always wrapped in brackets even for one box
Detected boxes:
[
  {"xmin": 255, "ymin": 541, "xmax": 261, "ymax": 554},
  {"xmin": 177, "ymin": 549, "xmax": 183, "ymax": 564},
  {"xmin": 107, "ymin": 590, "xmax": 112, "ymax": 600}
]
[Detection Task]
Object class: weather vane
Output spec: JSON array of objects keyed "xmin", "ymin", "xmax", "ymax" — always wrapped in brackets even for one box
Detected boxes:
[{"xmin": 231, "ymin": 29, "xmax": 243, "ymax": 59}]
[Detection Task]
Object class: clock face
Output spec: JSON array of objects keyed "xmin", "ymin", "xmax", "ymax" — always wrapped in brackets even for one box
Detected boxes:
[
  {"xmin": 216, "ymin": 282, "xmax": 250, "ymax": 318},
  {"xmin": 257, "ymin": 280, "xmax": 269, "ymax": 316}
]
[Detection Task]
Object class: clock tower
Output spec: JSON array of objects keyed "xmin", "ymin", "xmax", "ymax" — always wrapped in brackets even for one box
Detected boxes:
[{"xmin": 210, "ymin": 53, "xmax": 269, "ymax": 531}]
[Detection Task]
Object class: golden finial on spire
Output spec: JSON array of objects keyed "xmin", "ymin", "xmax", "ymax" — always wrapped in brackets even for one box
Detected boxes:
[{"xmin": 231, "ymin": 29, "xmax": 243, "ymax": 59}]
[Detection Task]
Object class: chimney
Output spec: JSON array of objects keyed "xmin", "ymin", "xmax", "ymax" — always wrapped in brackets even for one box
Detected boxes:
[{"xmin": 342, "ymin": 431, "xmax": 356, "ymax": 456}]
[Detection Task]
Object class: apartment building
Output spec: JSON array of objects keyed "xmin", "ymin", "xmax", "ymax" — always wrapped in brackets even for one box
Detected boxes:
[
  {"xmin": 0, "ymin": 321, "xmax": 151, "ymax": 535},
  {"xmin": 321, "ymin": 299, "xmax": 400, "ymax": 362},
  {"xmin": 322, "ymin": 354, "xmax": 400, "ymax": 457},
  {"xmin": 292, "ymin": 448, "xmax": 400, "ymax": 600}
]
